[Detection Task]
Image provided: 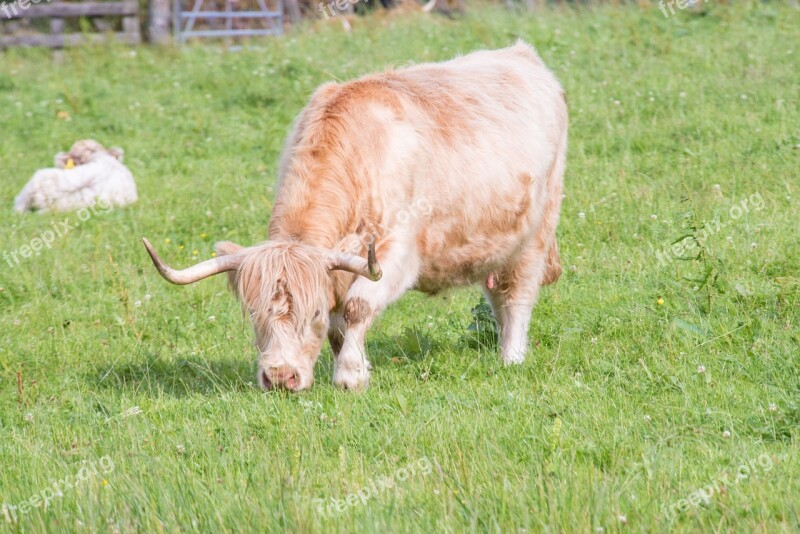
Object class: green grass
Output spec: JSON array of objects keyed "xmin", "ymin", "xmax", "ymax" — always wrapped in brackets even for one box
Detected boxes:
[{"xmin": 1, "ymin": 3, "xmax": 799, "ymax": 532}]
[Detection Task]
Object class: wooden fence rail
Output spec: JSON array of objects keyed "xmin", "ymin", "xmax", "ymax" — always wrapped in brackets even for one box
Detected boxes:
[{"xmin": 0, "ymin": 0, "xmax": 141, "ymax": 48}]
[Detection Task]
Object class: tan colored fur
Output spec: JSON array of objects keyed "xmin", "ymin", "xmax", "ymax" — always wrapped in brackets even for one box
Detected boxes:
[{"xmin": 209, "ymin": 42, "xmax": 567, "ymax": 390}]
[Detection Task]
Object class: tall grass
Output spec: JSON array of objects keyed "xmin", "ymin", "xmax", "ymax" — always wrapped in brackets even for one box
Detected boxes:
[{"xmin": 1, "ymin": 3, "xmax": 798, "ymax": 531}]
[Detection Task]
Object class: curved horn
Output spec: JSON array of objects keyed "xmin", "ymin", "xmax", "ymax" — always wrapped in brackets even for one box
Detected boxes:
[
  {"xmin": 142, "ymin": 237, "xmax": 242, "ymax": 285},
  {"xmin": 329, "ymin": 241, "xmax": 382, "ymax": 282},
  {"xmin": 422, "ymin": 0, "xmax": 436, "ymax": 12}
]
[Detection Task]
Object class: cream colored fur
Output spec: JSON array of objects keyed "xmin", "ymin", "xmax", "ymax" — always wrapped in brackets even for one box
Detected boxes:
[
  {"xmin": 14, "ymin": 140, "xmax": 137, "ymax": 213},
  {"xmin": 193, "ymin": 42, "xmax": 566, "ymax": 391}
]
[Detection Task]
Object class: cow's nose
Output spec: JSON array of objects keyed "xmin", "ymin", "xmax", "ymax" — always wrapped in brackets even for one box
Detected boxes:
[{"xmin": 264, "ymin": 365, "xmax": 299, "ymax": 391}]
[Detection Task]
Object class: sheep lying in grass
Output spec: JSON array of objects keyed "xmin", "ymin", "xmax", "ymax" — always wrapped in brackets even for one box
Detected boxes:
[{"xmin": 14, "ymin": 140, "xmax": 138, "ymax": 213}]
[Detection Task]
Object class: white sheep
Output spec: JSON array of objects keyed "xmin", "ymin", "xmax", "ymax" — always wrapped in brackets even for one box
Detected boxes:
[{"xmin": 14, "ymin": 140, "xmax": 138, "ymax": 213}]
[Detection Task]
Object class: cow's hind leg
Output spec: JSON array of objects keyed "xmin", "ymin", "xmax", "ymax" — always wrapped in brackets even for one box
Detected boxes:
[
  {"xmin": 487, "ymin": 186, "xmax": 563, "ymax": 363},
  {"xmin": 489, "ymin": 116, "xmax": 566, "ymax": 362},
  {"xmin": 484, "ymin": 245, "xmax": 548, "ymax": 364}
]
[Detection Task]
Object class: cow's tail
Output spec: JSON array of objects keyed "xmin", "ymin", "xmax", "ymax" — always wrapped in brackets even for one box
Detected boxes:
[{"xmin": 540, "ymin": 97, "xmax": 567, "ymax": 286}]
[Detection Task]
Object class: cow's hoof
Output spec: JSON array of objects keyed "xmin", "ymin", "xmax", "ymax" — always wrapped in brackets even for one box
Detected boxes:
[
  {"xmin": 502, "ymin": 353, "xmax": 526, "ymax": 365},
  {"xmin": 333, "ymin": 366, "xmax": 370, "ymax": 391}
]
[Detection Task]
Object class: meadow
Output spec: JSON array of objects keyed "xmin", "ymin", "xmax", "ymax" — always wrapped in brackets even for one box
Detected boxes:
[{"xmin": 1, "ymin": 2, "xmax": 798, "ymax": 532}]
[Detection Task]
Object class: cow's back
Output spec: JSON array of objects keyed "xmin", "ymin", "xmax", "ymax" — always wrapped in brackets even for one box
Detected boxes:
[{"xmin": 272, "ymin": 42, "xmax": 567, "ymax": 290}]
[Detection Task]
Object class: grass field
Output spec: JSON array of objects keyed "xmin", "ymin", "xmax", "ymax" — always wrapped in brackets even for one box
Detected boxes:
[{"xmin": 1, "ymin": 2, "xmax": 799, "ymax": 532}]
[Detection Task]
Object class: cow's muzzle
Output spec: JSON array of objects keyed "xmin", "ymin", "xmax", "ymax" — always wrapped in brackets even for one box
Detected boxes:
[{"xmin": 260, "ymin": 365, "xmax": 308, "ymax": 392}]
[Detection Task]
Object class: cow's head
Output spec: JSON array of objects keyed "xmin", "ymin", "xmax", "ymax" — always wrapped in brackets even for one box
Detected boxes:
[
  {"xmin": 55, "ymin": 139, "xmax": 124, "ymax": 169},
  {"xmin": 142, "ymin": 238, "xmax": 380, "ymax": 392}
]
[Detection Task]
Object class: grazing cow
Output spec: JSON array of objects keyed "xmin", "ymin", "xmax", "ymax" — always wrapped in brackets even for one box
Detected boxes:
[
  {"xmin": 14, "ymin": 140, "xmax": 137, "ymax": 213},
  {"xmin": 144, "ymin": 41, "xmax": 567, "ymax": 392}
]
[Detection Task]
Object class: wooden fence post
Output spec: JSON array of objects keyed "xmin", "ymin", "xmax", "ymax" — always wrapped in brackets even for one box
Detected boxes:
[
  {"xmin": 50, "ymin": 16, "xmax": 65, "ymax": 48},
  {"xmin": 284, "ymin": 0, "xmax": 301, "ymax": 25},
  {"xmin": 149, "ymin": 0, "xmax": 171, "ymax": 43}
]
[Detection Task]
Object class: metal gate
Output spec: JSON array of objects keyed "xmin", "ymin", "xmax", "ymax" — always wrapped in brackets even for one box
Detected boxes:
[{"xmin": 173, "ymin": 0, "xmax": 283, "ymax": 42}]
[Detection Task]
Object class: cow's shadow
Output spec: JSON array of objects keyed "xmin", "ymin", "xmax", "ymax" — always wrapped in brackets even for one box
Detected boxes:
[
  {"xmin": 93, "ymin": 352, "xmax": 257, "ymax": 397},
  {"xmin": 92, "ymin": 330, "xmax": 438, "ymax": 397}
]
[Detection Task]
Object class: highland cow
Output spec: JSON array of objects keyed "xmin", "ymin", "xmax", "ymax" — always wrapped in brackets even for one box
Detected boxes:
[
  {"xmin": 144, "ymin": 41, "xmax": 567, "ymax": 391},
  {"xmin": 15, "ymin": 140, "xmax": 137, "ymax": 213}
]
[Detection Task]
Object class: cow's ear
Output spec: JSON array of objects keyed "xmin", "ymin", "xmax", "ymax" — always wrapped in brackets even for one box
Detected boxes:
[
  {"xmin": 107, "ymin": 147, "xmax": 125, "ymax": 162},
  {"xmin": 215, "ymin": 241, "xmax": 244, "ymax": 257},
  {"xmin": 54, "ymin": 152, "xmax": 69, "ymax": 168}
]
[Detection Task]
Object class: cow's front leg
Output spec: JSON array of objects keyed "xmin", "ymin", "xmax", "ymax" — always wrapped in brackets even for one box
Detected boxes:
[
  {"xmin": 333, "ymin": 242, "xmax": 420, "ymax": 390},
  {"xmin": 333, "ymin": 302, "xmax": 374, "ymax": 390}
]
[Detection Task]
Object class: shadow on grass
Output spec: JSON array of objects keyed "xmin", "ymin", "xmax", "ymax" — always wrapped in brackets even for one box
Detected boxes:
[
  {"xmin": 92, "ymin": 352, "xmax": 256, "ymax": 397},
  {"xmin": 91, "ymin": 326, "xmax": 483, "ymax": 396}
]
